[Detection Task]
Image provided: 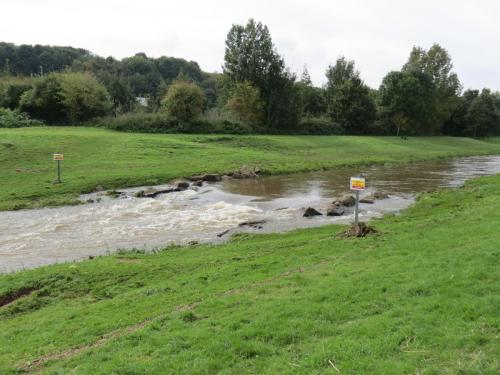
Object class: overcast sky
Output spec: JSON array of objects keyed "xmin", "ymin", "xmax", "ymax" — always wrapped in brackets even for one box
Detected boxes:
[{"xmin": 2, "ymin": 0, "xmax": 499, "ymax": 90}]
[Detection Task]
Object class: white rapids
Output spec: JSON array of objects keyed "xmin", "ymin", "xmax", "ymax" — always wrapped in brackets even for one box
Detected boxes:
[{"xmin": 1, "ymin": 155, "xmax": 499, "ymax": 273}]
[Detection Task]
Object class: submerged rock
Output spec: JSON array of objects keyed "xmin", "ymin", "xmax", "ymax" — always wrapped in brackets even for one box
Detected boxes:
[
  {"xmin": 192, "ymin": 180, "xmax": 203, "ymax": 187},
  {"xmin": 134, "ymin": 190, "xmax": 146, "ymax": 198},
  {"xmin": 239, "ymin": 220, "xmax": 266, "ymax": 229},
  {"xmin": 174, "ymin": 180, "xmax": 190, "ymax": 190},
  {"xmin": 359, "ymin": 198, "xmax": 375, "ymax": 204},
  {"xmin": 217, "ymin": 229, "xmax": 230, "ymax": 237},
  {"xmin": 334, "ymin": 195, "xmax": 356, "ymax": 207},
  {"xmin": 191, "ymin": 173, "xmax": 221, "ymax": 182},
  {"xmin": 232, "ymin": 166, "xmax": 259, "ymax": 179},
  {"xmin": 365, "ymin": 191, "xmax": 389, "ymax": 200},
  {"xmin": 142, "ymin": 189, "xmax": 176, "ymax": 198},
  {"xmin": 327, "ymin": 205, "xmax": 345, "ymax": 216},
  {"xmin": 106, "ymin": 190, "xmax": 124, "ymax": 198},
  {"xmin": 303, "ymin": 207, "xmax": 322, "ymax": 217}
]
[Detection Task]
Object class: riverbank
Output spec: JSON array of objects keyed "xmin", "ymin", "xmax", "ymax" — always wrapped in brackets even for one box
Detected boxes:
[
  {"xmin": 1, "ymin": 174, "xmax": 499, "ymax": 374},
  {"xmin": 1, "ymin": 126, "xmax": 500, "ymax": 210}
]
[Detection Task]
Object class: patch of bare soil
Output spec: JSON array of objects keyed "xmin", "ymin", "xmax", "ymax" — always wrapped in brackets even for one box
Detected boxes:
[
  {"xmin": 0, "ymin": 287, "xmax": 37, "ymax": 308},
  {"xmin": 339, "ymin": 222, "xmax": 377, "ymax": 238}
]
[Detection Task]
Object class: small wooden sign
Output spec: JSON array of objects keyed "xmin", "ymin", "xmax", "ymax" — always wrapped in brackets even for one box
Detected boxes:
[
  {"xmin": 53, "ymin": 153, "xmax": 64, "ymax": 161},
  {"xmin": 350, "ymin": 177, "xmax": 366, "ymax": 191}
]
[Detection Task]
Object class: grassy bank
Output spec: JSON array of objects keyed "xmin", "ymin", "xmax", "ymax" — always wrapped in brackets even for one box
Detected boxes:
[
  {"xmin": 1, "ymin": 126, "xmax": 500, "ymax": 210},
  {"xmin": 1, "ymin": 174, "xmax": 499, "ymax": 374}
]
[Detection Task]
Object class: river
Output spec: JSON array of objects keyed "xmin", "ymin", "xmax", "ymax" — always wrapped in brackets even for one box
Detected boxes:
[{"xmin": 1, "ymin": 155, "xmax": 499, "ymax": 273}]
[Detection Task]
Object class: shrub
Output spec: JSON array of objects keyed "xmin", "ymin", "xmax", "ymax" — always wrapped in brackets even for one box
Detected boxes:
[
  {"xmin": 225, "ymin": 81, "xmax": 264, "ymax": 124},
  {"xmin": 95, "ymin": 112, "xmax": 255, "ymax": 135},
  {"xmin": 213, "ymin": 120, "xmax": 254, "ymax": 134},
  {"xmin": 59, "ymin": 73, "xmax": 112, "ymax": 122},
  {"xmin": 0, "ymin": 108, "xmax": 42, "ymax": 128},
  {"xmin": 297, "ymin": 117, "xmax": 344, "ymax": 135},
  {"xmin": 0, "ymin": 77, "xmax": 33, "ymax": 109},
  {"xmin": 19, "ymin": 74, "xmax": 65, "ymax": 123},
  {"xmin": 95, "ymin": 113, "xmax": 175, "ymax": 133},
  {"xmin": 19, "ymin": 72, "xmax": 111, "ymax": 123},
  {"xmin": 161, "ymin": 80, "xmax": 205, "ymax": 122}
]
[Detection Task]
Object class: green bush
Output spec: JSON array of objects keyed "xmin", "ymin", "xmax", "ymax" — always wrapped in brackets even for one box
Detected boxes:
[
  {"xmin": 213, "ymin": 120, "xmax": 254, "ymax": 134},
  {"xmin": 0, "ymin": 108, "xmax": 42, "ymax": 128},
  {"xmin": 297, "ymin": 117, "xmax": 344, "ymax": 135},
  {"xmin": 0, "ymin": 77, "xmax": 33, "ymax": 109},
  {"xmin": 95, "ymin": 112, "xmax": 255, "ymax": 134},
  {"xmin": 19, "ymin": 72, "xmax": 111, "ymax": 123},
  {"xmin": 161, "ymin": 80, "xmax": 205, "ymax": 122},
  {"xmin": 95, "ymin": 113, "xmax": 174, "ymax": 133},
  {"xmin": 96, "ymin": 113, "xmax": 345, "ymax": 136}
]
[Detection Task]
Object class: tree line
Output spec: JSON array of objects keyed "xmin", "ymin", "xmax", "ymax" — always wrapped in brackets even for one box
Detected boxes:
[{"xmin": 1, "ymin": 20, "xmax": 499, "ymax": 136}]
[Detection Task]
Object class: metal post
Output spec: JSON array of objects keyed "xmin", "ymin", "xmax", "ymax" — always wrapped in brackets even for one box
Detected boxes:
[
  {"xmin": 354, "ymin": 190, "xmax": 359, "ymax": 226},
  {"xmin": 57, "ymin": 160, "xmax": 61, "ymax": 183}
]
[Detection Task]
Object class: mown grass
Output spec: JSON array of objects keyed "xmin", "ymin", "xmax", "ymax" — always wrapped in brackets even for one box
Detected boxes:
[
  {"xmin": 0, "ymin": 174, "xmax": 499, "ymax": 374},
  {"xmin": 1, "ymin": 126, "xmax": 500, "ymax": 210}
]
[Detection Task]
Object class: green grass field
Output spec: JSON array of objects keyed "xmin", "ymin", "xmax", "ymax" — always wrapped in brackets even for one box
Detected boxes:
[
  {"xmin": 0, "ymin": 174, "xmax": 499, "ymax": 374},
  {"xmin": 1, "ymin": 126, "xmax": 500, "ymax": 210}
]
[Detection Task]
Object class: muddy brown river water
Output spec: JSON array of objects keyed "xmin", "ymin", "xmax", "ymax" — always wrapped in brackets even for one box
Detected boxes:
[{"xmin": 1, "ymin": 155, "xmax": 500, "ymax": 273}]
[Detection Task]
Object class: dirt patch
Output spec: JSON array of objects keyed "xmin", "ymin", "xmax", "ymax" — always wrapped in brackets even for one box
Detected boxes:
[
  {"xmin": 0, "ymin": 287, "xmax": 37, "ymax": 308},
  {"xmin": 338, "ymin": 223, "xmax": 377, "ymax": 238}
]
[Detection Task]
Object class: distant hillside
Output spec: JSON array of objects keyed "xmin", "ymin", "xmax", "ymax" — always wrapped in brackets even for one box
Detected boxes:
[
  {"xmin": 0, "ymin": 42, "xmax": 90, "ymax": 75},
  {"xmin": 0, "ymin": 42, "xmax": 218, "ymax": 109}
]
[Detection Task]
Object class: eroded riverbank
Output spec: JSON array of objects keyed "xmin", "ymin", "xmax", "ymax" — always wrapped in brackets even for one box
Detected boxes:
[{"xmin": 1, "ymin": 155, "xmax": 500, "ymax": 273}]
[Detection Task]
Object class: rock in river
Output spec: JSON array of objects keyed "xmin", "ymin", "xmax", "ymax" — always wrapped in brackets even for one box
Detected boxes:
[
  {"xmin": 191, "ymin": 173, "xmax": 221, "ymax": 182},
  {"xmin": 359, "ymin": 198, "xmax": 374, "ymax": 204},
  {"xmin": 333, "ymin": 195, "xmax": 356, "ymax": 207},
  {"xmin": 303, "ymin": 207, "xmax": 322, "ymax": 217},
  {"xmin": 232, "ymin": 166, "xmax": 259, "ymax": 179},
  {"xmin": 239, "ymin": 220, "xmax": 266, "ymax": 229},
  {"xmin": 174, "ymin": 180, "xmax": 190, "ymax": 190},
  {"xmin": 327, "ymin": 205, "xmax": 345, "ymax": 216},
  {"xmin": 364, "ymin": 191, "xmax": 389, "ymax": 200}
]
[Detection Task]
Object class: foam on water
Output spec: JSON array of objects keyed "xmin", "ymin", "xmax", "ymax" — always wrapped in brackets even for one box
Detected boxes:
[{"xmin": 1, "ymin": 155, "xmax": 499, "ymax": 272}]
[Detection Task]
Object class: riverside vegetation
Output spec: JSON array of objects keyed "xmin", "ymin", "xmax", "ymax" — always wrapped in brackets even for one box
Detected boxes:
[
  {"xmin": 0, "ymin": 172, "xmax": 499, "ymax": 374},
  {"xmin": 1, "ymin": 11, "xmax": 500, "ymax": 375},
  {"xmin": 2, "ymin": 127, "xmax": 500, "ymax": 210},
  {"xmin": 1, "ymin": 20, "xmax": 500, "ymax": 137}
]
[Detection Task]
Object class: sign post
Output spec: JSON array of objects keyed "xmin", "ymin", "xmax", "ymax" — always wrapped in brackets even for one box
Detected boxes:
[
  {"xmin": 350, "ymin": 177, "xmax": 366, "ymax": 226},
  {"xmin": 53, "ymin": 153, "xmax": 64, "ymax": 183}
]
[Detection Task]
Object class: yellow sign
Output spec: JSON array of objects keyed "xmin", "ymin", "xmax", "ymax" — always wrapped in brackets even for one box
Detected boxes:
[
  {"xmin": 350, "ymin": 177, "xmax": 366, "ymax": 191},
  {"xmin": 53, "ymin": 153, "xmax": 64, "ymax": 161}
]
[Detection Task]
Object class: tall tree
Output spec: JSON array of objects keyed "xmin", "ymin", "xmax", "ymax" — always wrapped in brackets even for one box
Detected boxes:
[
  {"xmin": 442, "ymin": 89, "xmax": 479, "ymax": 136},
  {"xmin": 295, "ymin": 67, "xmax": 326, "ymax": 118},
  {"xmin": 325, "ymin": 57, "xmax": 357, "ymax": 92},
  {"xmin": 403, "ymin": 44, "xmax": 461, "ymax": 129},
  {"xmin": 378, "ymin": 71, "xmax": 437, "ymax": 135},
  {"xmin": 465, "ymin": 89, "xmax": 500, "ymax": 137},
  {"xmin": 325, "ymin": 57, "xmax": 375, "ymax": 134},
  {"xmin": 300, "ymin": 66, "xmax": 312, "ymax": 86},
  {"xmin": 223, "ymin": 19, "xmax": 300, "ymax": 131}
]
